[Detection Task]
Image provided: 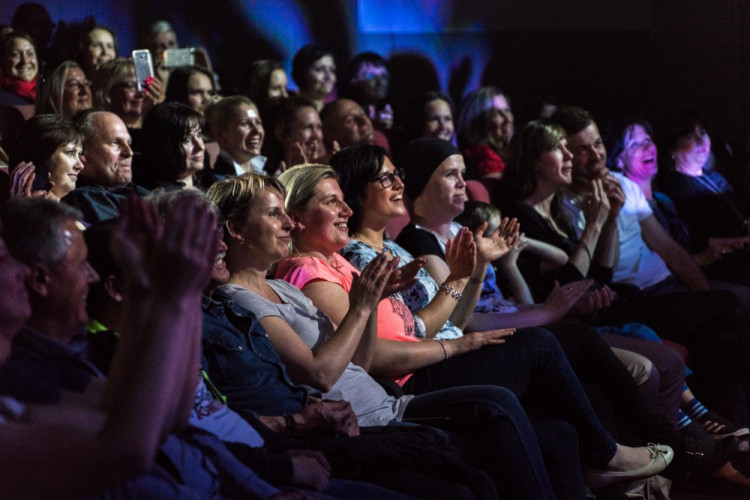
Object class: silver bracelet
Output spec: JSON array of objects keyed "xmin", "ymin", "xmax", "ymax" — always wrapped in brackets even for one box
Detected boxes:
[
  {"xmin": 439, "ymin": 282, "xmax": 463, "ymax": 301},
  {"xmin": 438, "ymin": 339, "xmax": 449, "ymax": 360}
]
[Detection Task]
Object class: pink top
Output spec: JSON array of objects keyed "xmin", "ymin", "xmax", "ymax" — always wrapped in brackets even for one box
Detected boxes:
[{"xmin": 275, "ymin": 253, "xmax": 419, "ymax": 385}]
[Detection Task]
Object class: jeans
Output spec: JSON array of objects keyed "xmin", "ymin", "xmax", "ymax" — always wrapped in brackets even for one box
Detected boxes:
[
  {"xmin": 402, "ymin": 384, "xmax": 565, "ymax": 500},
  {"xmin": 404, "ymin": 327, "xmax": 617, "ymax": 469}
]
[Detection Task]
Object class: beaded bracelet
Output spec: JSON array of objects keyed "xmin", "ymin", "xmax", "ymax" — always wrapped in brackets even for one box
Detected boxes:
[
  {"xmin": 439, "ymin": 282, "xmax": 463, "ymax": 301},
  {"xmin": 438, "ymin": 339, "xmax": 449, "ymax": 360}
]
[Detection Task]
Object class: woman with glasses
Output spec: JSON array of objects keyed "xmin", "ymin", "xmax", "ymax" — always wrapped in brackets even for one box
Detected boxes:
[
  {"xmin": 91, "ymin": 58, "xmax": 164, "ymax": 137},
  {"xmin": 36, "ymin": 61, "xmax": 92, "ymax": 119}
]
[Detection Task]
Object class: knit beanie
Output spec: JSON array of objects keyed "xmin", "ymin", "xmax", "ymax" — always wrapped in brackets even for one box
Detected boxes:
[{"xmin": 400, "ymin": 137, "xmax": 462, "ymax": 201}]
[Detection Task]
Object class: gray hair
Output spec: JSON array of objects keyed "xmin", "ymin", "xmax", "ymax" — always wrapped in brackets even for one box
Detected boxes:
[{"xmin": 0, "ymin": 198, "xmax": 83, "ymax": 267}]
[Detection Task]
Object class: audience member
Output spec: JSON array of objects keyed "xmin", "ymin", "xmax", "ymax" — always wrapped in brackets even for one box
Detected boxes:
[
  {"xmin": 62, "ymin": 110, "xmax": 147, "ymax": 223},
  {"xmin": 321, "ymin": 98, "xmax": 375, "ymax": 150},
  {"xmin": 9, "ymin": 114, "xmax": 83, "ymax": 201},
  {"xmin": 0, "ymin": 31, "xmax": 38, "ymax": 105},
  {"xmin": 165, "ymin": 64, "xmax": 215, "ymax": 115},
  {"xmin": 342, "ymin": 51, "xmax": 393, "ymax": 131},
  {"xmin": 135, "ymin": 102, "xmax": 206, "ymax": 191},
  {"xmin": 244, "ymin": 59, "xmax": 288, "ymax": 106},
  {"xmin": 291, "ymin": 44, "xmax": 336, "ymax": 112},
  {"xmin": 75, "ymin": 25, "xmax": 117, "ymax": 77},
  {"xmin": 204, "ymin": 95, "xmax": 267, "ymax": 179},
  {"xmin": 35, "ymin": 60, "xmax": 92, "ymax": 118}
]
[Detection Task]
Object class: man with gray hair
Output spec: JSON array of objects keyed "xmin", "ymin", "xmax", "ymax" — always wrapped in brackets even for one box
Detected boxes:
[
  {"xmin": 0, "ymin": 198, "xmax": 101, "ymax": 402},
  {"xmin": 62, "ymin": 109, "xmax": 148, "ymax": 223}
]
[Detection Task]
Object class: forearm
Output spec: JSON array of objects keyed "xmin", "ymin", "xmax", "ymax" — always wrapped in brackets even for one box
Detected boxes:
[
  {"xmin": 465, "ymin": 306, "xmax": 554, "ymax": 332},
  {"xmin": 499, "ymin": 261, "xmax": 534, "ymax": 305},
  {"xmin": 593, "ymin": 220, "xmax": 619, "ymax": 269},
  {"xmin": 664, "ymin": 245, "xmax": 711, "ymax": 291},
  {"xmin": 350, "ymin": 310, "xmax": 379, "ymax": 371},
  {"xmin": 103, "ymin": 292, "xmax": 202, "ymax": 444},
  {"xmin": 524, "ymin": 238, "xmax": 569, "ymax": 267},
  {"xmin": 449, "ymin": 263, "xmax": 488, "ymax": 329},
  {"xmin": 417, "ymin": 275, "xmax": 468, "ymax": 337},
  {"xmin": 310, "ymin": 306, "xmax": 372, "ymax": 387},
  {"xmin": 570, "ymin": 225, "xmax": 602, "ymax": 275},
  {"xmin": 368, "ymin": 338, "xmax": 448, "ymax": 378}
]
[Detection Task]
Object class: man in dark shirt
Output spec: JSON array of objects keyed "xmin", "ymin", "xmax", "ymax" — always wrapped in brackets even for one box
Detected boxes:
[{"xmin": 62, "ymin": 110, "xmax": 148, "ymax": 223}]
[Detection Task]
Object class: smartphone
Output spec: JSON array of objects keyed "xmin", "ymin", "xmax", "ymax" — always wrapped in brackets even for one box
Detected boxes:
[
  {"xmin": 164, "ymin": 48, "xmax": 196, "ymax": 68},
  {"xmin": 30, "ymin": 163, "xmax": 51, "ymax": 192},
  {"xmin": 132, "ymin": 49, "xmax": 155, "ymax": 93}
]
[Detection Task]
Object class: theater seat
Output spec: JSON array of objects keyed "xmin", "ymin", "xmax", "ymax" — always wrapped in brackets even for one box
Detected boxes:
[{"xmin": 466, "ymin": 180, "xmax": 490, "ymax": 203}]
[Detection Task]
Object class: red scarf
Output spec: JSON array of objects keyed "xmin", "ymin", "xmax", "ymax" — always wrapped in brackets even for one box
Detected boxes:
[{"xmin": 0, "ymin": 70, "xmax": 36, "ymax": 102}]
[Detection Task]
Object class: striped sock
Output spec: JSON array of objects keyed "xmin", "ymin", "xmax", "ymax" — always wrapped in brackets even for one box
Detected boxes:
[
  {"xmin": 684, "ymin": 398, "xmax": 708, "ymax": 419},
  {"xmin": 676, "ymin": 410, "xmax": 693, "ymax": 430}
]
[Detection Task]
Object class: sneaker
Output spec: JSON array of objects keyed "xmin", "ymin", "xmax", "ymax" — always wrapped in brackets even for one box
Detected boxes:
[
  {"xmin": 695, "ymin": 410, "xmax": 750, "ymax": 439},
  {"xmin": 677, "ymin": 421, "xmax": 738, "ymax": 475}
]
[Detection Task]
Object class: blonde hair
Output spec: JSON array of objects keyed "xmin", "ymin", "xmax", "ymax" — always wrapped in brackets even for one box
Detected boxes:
[
  {"xmin": 204, "ymin": 95, "xmax": 256, "ymax": 141},
  {"xmin": 206, "ymin": 172, "xmax": 285, "ymax": 226},
  {"xmin": 91, "ymin": 58, "xmax": 135, "ymax": 109},
  {"xmin": 278, "ymin": 164, "xmax": 336, "ymax": 213}
]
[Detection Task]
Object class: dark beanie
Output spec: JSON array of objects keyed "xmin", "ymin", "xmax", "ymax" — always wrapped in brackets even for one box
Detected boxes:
[{"xmin": 400, "ymin": 138, "xmax": 462, "ymax": 201}]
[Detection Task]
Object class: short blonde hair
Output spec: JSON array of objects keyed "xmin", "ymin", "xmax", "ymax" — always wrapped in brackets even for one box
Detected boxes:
[
  {"xmin": 206, "ymin": 172, "xmax": 285, "ymax": 226},
  {"xmin": 278, "ymin": 164, "xmax": 336, "ymax": 213},
  {"xmin": 91, "ymin": 58, "xmax": 134, "ymax": 109}
]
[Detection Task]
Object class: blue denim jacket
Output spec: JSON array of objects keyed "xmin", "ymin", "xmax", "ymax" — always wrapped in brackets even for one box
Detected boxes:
[{"xmin": 201, "ymin": 291, "xmax": 310, "ymax": 416}]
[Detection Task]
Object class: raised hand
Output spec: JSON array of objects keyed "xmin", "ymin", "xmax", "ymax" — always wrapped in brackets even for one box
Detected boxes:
[
  {"xmin": 501, "ymin": 232, "xmax": 530, "ymax": 267},
  {"xmin": 583, "ymin": 178, "xmax": 611, "ymax": 229},
  {"xmin": 475, "ymin": 217, "xmax": 519, "ymax": 264},
  {"xmin": 602, "ymin": 174, "xmax": 626, "ymax": 221},
  {"xmin": 10, "ymin": 162, "xmax": 55, "ymax": 199},
  {"xmin": 382, "ymin": 255, "xmax": 425, "ymax": 298},
  {"xmin": 445, "ymin": 226, "xmax": 476, "ymax": 281},
  {"xmin": 348, "ymin": 252, "xmax": 394, "ymax": 313}
]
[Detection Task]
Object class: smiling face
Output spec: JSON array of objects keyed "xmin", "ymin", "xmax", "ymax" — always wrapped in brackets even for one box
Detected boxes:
[
  {"xmin": 85, "ymin": 28, "xmax": 116, "ymax": 71},
  {"xmin": 282, "ymin": 106, "xmax": 323, "ymax": 160},
  {"xmin": 293, "ymin": 178, "xmax": 353, "ymax": 256},
  {"xmin": 109, "ymin": 71, "xmax": 143, "ymax": 121},
  {"xmin": 186, "ymin": 72, "xmax": 214, "ymax": 114},
  {"xmin": 304, "ymin": 55, "xmax": 336, "ymax": 100},
  {"xmin": 48, "ymin": 141, "xmax": 84, "ymax": 199},
  {"xmin": 362, "ymin": 156, "xmax": 405, "ymax": 224},
  {"xmin": 218, "ymin": 103, "xmax": 264, "ymax": 164},
  {"xmin": 62, "ymin": 67, "xmax": 92, "ymax": 119},
  {"xmin": 234, "ymin": 188, "xmax": 294, "ymax": 266},
  {"xmin": 2, "ymin": 36, "xmax": 37, "ymax": 82},
  {"xmin": 0, "ymin": 236, "xmax": 31, "ymax": 357},
  {"xmin": 268, "ymin": 68, "xmax": 288, "ymax": 99},
  {"xmin": 488, "ymin": 94, "xmax": 513, "ymax": 145},
  {"xmin": 181, "ymin": 124, "xmax": 205, "ymax": 178},
  {"xmin": 672, "ymin": 123, "xmax": 711, "ymax": 173},
  {"xmin": 326, "ymin": 99, "xmax": 374, "ymax": 147},
  {"xmin": 535, "ymin": 138, "xmax": 574, "ymax": 189},
  {"xmin": 617, "ymin": 124, "xmax": 658, "ymax": 182},
  {"xmin": 210, "ymin": 228, "xmax": 230, "ymax": 286},
  {"xmin": 423, "ymin": 99, "xmax": 454, "ymax": 141},
  {"xmin": 81, "ymin": 112, "xmax": 133, "ymax": 187},
  {"xmin": 416, "ymin": 154, "xmax": 467, "ymax": 220},
  {"xmin": 566, "ymin": 121, "xmax": 608, "ymax": 186},
  {"xmin": 44, "ymin": 220, "xmax": 100, "ymax": 335}
]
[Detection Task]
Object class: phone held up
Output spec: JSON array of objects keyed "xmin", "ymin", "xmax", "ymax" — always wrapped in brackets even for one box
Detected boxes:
[{"xmin": 132, "ymin": 49, "xmax": 155, "ymax": 93}]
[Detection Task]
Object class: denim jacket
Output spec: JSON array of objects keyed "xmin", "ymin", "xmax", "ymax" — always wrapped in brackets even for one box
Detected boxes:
[{"xmin": 201, "ymin": 291, "xmax": 310, "ymax": 416}]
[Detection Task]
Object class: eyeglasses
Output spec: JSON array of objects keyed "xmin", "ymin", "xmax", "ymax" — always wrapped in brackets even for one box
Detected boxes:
[
  {"xmin": 370, "ymin": 168, "xmax": 404, "ymax": 188},
  {"xmin": 114, "ymin": 81, "xmax": 139, "ymax": 92},
  {"xmin": 65, "ymin": 80, "xmax": 90, "ymax": 92}
]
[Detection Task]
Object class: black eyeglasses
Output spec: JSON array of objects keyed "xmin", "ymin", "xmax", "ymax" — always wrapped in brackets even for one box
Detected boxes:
[{"xmin": 370, "ymin": 168, "xmax": 405, "ymax": 188}]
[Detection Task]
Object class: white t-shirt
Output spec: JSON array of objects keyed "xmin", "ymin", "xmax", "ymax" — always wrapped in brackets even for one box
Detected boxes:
[{"xmin": 560, "ymin": 172, "xmax": 671, "ymax": 290}]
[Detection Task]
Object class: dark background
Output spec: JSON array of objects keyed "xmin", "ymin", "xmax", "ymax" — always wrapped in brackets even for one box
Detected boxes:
[{"xmin": 3, "ymin": 0, "xmax": 749, "ymax": 152}]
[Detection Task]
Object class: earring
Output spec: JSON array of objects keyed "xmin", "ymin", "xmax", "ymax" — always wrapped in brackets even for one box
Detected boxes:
[{"xmin": 238, "ymin": 236, "xmax": 245, "ymax": 245}]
